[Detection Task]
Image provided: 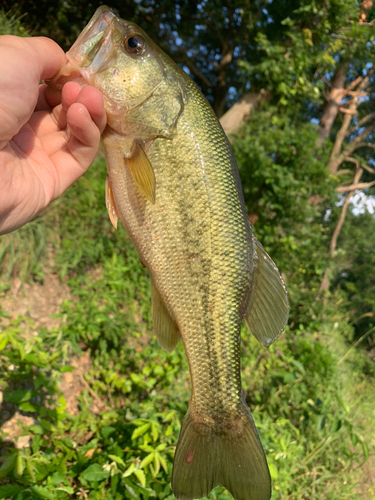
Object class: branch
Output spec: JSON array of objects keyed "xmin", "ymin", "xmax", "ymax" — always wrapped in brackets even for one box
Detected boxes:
[
  {"xmin": 339, "ymin": 107, "xmax": 357, "ymax": 115},
  {"xmin": 175, "ymin": 54, "xmax": 213, "ymax": 88},
  {"xmin": 330, "ymin": 167, "xmax": 363, "ymax": 256},
  {"xmin": 346, "ymin": 122, "xmax": 375, "ymax": 154},
  {"xmin": 346, "ymin": 76, "xmax": 363, "ymax": 92},
  {"xmin": 331, "ymin": 122, "xmax": 375, "ymax": 173},
  {"xmin": 322, "ymin": 76, "xmax": 332, "ymax": 88},
  {"xmin": 346, "ymin": 90, "xmax": 367, "ymax": 97},
  {"xmin": 336, "ymin": 169, "xmax": 353, "ymax": 176},
  {"xmin": 327, "ymin": 73, "xmax": 373, "ymax": 172},
  {"xmin": 328, "ymin": 95, "xmax": 358, "ymax": 173},
  {"xmin": 347, "ymin": 111, "xmax": 375, "ymax": 135},
  {"xmin": 345, "ymin": 157, "xmax": 375, "ymax": 175},
  {"xmin": 354, "ymin": 142, "xmax": 375, "ymax": 150},
  {"xmin": 336, "ymin": 180, "xmax": 375, "ymax": 192},
  {"xmin": 343, "ymin": 157, "xmax": 359, "ymax": 168},
  {"xmin": 361, "ymin": 163, "xmax": 375, "ymax": 175},
  {"xmin": 357, "ymin": 19, "xmax": 375, "ymax": 26}
]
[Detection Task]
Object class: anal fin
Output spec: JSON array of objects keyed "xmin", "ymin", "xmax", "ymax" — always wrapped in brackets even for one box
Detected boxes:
[
  {"xmin": 244, "ymin": 236, "xmax": 289, "ymax": 347},
  {"xmin": 105, "ymin": 176, "xmax": 119, "ymax": 229},
  {"xmin": 151, "ymin": 282, "xmax": 180, "ymax": 352}
]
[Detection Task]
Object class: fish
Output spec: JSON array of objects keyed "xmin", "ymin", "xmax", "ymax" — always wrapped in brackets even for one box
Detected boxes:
[{"xmin": 49, "ymin": 7, "xmax": 289, "ymax": 500}]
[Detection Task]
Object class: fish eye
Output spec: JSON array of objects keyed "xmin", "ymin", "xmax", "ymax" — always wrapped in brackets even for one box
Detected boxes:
[{"xmin": 125, "ymin": 35, "xmax": 145, "ymax": 55}]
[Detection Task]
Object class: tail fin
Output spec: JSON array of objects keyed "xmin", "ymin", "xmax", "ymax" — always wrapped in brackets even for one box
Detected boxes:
[{"xmin": 171, "ymin": 407, "xmax": 271, "ymax": 500}]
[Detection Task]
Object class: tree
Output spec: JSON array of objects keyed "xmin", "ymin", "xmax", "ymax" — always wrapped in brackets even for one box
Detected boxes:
[{"xmin": 334, "ymin": 207, "xmax": 375, "ymax": 345}]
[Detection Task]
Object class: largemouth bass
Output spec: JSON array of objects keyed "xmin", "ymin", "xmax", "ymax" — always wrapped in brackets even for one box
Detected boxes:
[{"xmin": 50, "ymin": 7, "xmax": 289, "ymax": 500}]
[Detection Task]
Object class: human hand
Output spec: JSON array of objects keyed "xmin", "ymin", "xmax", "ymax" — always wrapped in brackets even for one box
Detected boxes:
[{"xmin": 0, "ymin": 36, "xmax": 107, "ymax": 235}]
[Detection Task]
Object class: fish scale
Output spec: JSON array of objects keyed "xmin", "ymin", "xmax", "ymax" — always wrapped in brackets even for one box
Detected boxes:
[{"xmin": 50, "ymin": 6, "xmax": 289, "ymax": 500}]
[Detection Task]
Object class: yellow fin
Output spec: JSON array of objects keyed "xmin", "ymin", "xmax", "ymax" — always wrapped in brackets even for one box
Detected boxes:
[
  {"xmin": 105, "ymin": 176, "xmax": 119, "ymax": 229},
  {"xmin": 151, "ymin": 282, "xmax": 180, "ymax": 352},
  {"xmin": 125, "ymin": 142, "xmax": 156, "ymax": 204},
  {"xmin": 244, "ymin": 236, "xmax": 289, "ymax": 347}
]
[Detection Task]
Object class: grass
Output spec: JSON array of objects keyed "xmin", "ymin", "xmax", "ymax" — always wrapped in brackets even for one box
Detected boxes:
[{"xmin": 0, "ymin": 157, "xmax": 375, "ymax": 499}]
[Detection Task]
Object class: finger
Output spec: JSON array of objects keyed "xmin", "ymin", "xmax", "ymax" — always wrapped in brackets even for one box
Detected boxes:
[
  {"xmin": 25, "ymin": 37, "xmax": 66, "ymax": 81},
  {"xmin": 50, "ymin": 82, "xmax": 84, "ymax": 130},
  {"xmin": 75, "ymin": 86, "xmax": 107, "ymax": 133},
  {"xmin": 36, "ymin": 84, "xmax": 55, "ymax": 111},
  {"xmin": 39, "ymin": 84, "xmax": 61, "ymax": 110},
  {"xmin": 34, "ymin": 82, "xmax": 82, "ymax": 134},
  {"xmin": 67, "ymin": 102, "xmax": 101, "ymax": 153},
  {"xmin": 49, "ymin": 103, "xmax": 101, "ymax": 198},
  {"xmin": 0, "ymin": 36, "xmax": 66, "ymax": 82},
  {"xmin": 38, "ymin": 80, "xmax": 80, "ymax": 112},
  {"xmin": 61, "ymin": 82, "xmax": 82, "ymax": 111}
]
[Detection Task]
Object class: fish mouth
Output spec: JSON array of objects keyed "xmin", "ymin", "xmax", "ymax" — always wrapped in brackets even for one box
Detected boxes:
[{"xmin": 47, "ymin": 6, "xmax": 117, "ymax": 89}]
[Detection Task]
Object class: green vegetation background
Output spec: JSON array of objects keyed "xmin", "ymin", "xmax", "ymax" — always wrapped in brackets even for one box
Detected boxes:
[{"xmin": 1, "ymin": 4, "xmax": 375, "ymax": 500}]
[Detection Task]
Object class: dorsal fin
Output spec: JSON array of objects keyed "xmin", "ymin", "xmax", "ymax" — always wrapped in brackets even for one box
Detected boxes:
[{"xmin": 244, "ymin": 236, "xmax": 289, "ymax": 347}]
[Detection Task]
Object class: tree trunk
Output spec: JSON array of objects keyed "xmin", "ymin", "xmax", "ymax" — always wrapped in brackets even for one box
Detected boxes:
[
  {"xmin": 317, "ymin": 63, "xmax": 348, "ymax": 147},
  {"xmin": 219, "ymin": 90, "xmax": 270, "ymax": 137},
  {"xmin": 320, "ymin": 167, "xmax": 363, "ymax": 292}
]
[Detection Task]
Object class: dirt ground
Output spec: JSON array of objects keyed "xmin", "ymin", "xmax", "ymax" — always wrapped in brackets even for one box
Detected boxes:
[{"xmin": 0, "ymin": 274, "xmax": 94, "ymax": 451}]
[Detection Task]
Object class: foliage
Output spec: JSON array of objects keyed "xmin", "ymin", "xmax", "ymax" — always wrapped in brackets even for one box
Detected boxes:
[
  {"xmin": 5, "ymin": 0, "xmax": 373, "ymax": 114},
  {"xmin": 0, "ymin": 3, "xmax": 374, "ymax": 499},
  {"xmin": 242, "ymin": 0, "xmax": 375, "ymax": 108},
  {"xmin": 0, "ymin": 9, "xmax": 28, "ymax": 36},
  {"xmin": 232, "ymin": 107, "xmax": 335, "ymax": 325},
  {"xmin": 1, "ymin": 159, "xmax": 374, "ymax": 500},
  {"xmin": 334, "ymin": 208, "xmax": 375, "ymax": 345}
]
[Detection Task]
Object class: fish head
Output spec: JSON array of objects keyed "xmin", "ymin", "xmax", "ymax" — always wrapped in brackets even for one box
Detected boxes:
[{"xmin": 49, "ymin": 6, "xmax": 177, "ymax": 119}]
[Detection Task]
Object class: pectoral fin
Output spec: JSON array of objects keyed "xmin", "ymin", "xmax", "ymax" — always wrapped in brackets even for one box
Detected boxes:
[
  {"xmin": 151, "ymin": 282, "xmax": 180, "ymax": 352},
  {"xmin": 105, "ymin": 176, "xmax": 119, "ymax": 229},
  {"xmin": 244, "ymin": 236, "xmax": 289, "ymax": 347},
  {"xmin": 125, "ymin": 142, "xmax": 156, "ymax": 204}
]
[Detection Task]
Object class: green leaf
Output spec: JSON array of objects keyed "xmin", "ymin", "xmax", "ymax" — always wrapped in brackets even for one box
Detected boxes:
[
  {"xmin": 14, "ymin": 454, "xmax": 24, "ymax": 478},
  {"xmin": 163, "ymin": 411, "xmax": 175, "ymax": 422},
  {"xmin": 19, "ymin": 401, "xmax": 38, "ymax": 412},
  {"xmin": 0, "ymin": 334, "xmax": 8, "ymax": 351},
  {"xmin": 122, "ymin": 463, "xmax": 136, "ymax": 478},
  {"xmin": 56, "ymin": 487, "xmax": 74, "ymax": 494},
  {"xmin": 108, "ymin": 454, "xmax": 126, "ymax": 467},
  {"xmin": 151, "ymin": 422, "xmax": 159, "ymax": 442},
  {"xmin": 59, "ymin": 365, "xmax": 74, "ymax": 373},
  {"xmin": 29, "ymin": 425, "xmax": 44, "ymax": 435},
  {"xmin": 101, "ymin": 426, "xmax": 116, "ymax": 439},
  {"xmin": 124, "ymin": 483, "xmax": 138, "ymax": 498},
  {"xmin": 153, "ymin": 453, "xmax": 160, "ymax": 475},
  {"xmin": 140, "ymin": 453, "xmax": 154, "ymax": 469},
  {"xmin": 0, "ymin": 485, "xmax": 24, "ymax": 499},
  {"xmin": 131, "ymin": 423, "xmax": 150, "ymax": 440},
  {"xmin": 361, "ymin": 440, "xmax": 370, "ymax": 462},
  {"xmin": 158, "ymin": 453, "xmax": 168, "ymax": 473},
  {"xmin": 134, "ymin": 468, "xmax": 146, "ymax": 488},
  {"xmin": 80, "ymin": 463, "xmax": 110, "ymax": 482},
  {"xmin": 49, "ymin": 471, "xmax": 69, "ymax": 486},
  {"xmin": 269, "ymin": 463, "xmax": 279, "ymax": 480},
  {"xmin": 4, "ymin": 389, "xmax": 32, "ymax": 404},
  {"xmin": 26, "ymin": 459, "xmax": 36, "ymax": 482},
  {"xmin": 0, "ymin": 453, "xmax": 17, "ymax": 478},
  {"xmin": 30, "ymin": 485, "xmax": 54, "ymax": 499}
]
